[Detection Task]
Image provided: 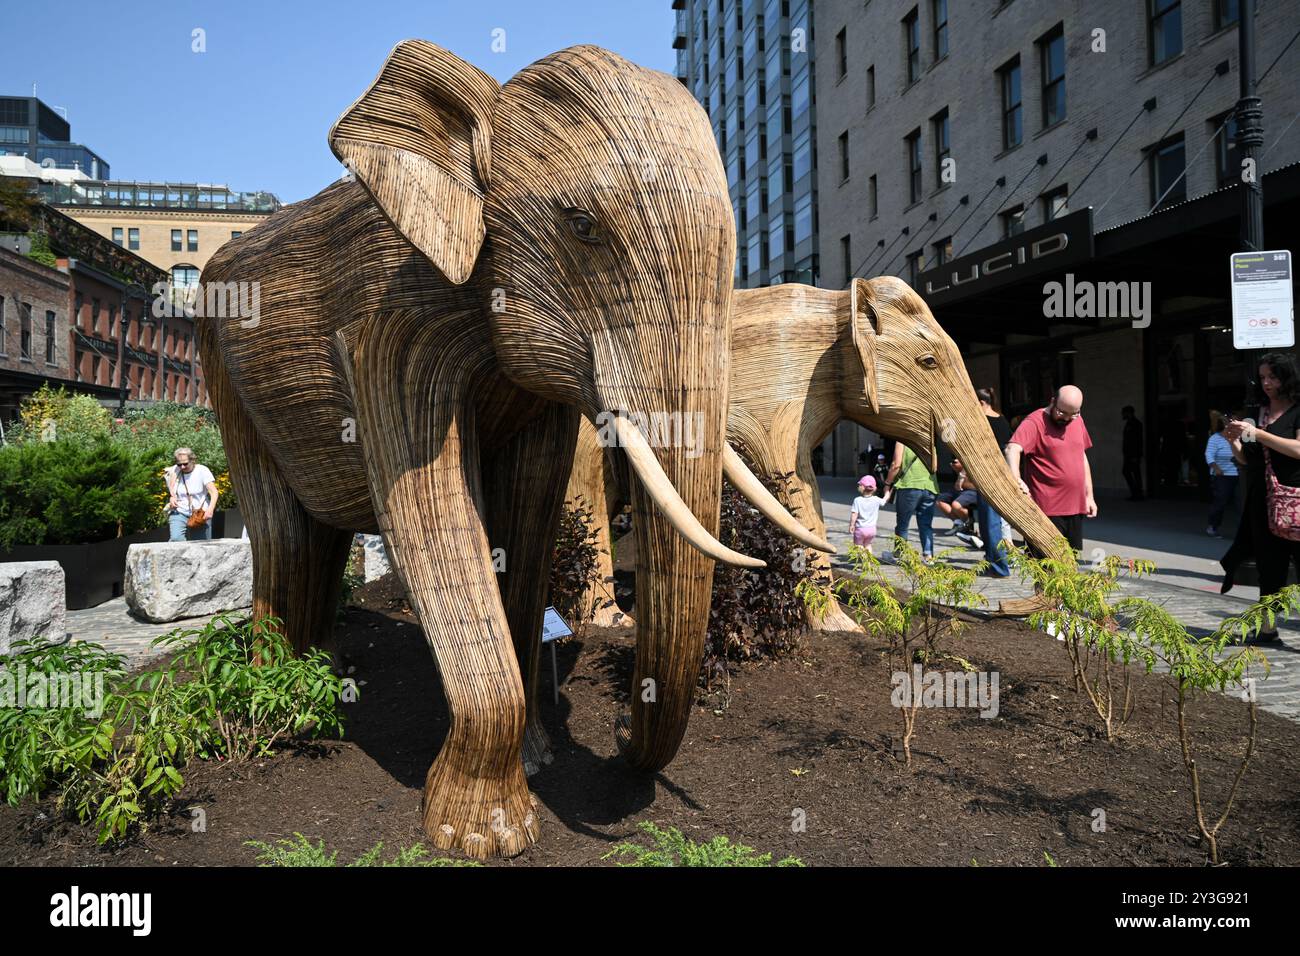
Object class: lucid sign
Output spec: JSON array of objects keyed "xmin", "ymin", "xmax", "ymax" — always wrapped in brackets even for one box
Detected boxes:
[{"xmin": 916, "ymin": 208, "xmax": 1094, "ymax": 307}]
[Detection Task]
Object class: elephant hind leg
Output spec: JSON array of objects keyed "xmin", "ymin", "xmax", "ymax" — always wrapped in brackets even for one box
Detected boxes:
[{"xmin": 203, "ymin": 338, "xmax": 353, "ymax": 654}]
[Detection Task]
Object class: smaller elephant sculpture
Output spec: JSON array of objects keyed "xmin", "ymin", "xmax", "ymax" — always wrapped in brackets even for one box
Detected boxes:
[{"xmin": 564, "ymin": 277, "xmax": 1069, "ymax": 628}]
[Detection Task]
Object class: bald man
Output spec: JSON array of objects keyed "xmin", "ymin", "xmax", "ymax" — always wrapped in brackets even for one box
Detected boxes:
[{"xmin": 1005, "ymin": 385, "xmax": 1097, "ymax": 553}]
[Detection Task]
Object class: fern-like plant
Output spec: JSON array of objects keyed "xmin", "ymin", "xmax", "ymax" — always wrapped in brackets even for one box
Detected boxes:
[{"xmin": 603, "ymin": 821, "xmax": 803, "ymax": 867}]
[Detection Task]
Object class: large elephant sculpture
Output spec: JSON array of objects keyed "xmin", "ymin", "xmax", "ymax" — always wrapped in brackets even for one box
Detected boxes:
[
  {"xmin": 563, "ymin": 276, "xmax": 1069, "ymax": 629},
  {"xmin": 199, "ymin": 40, "xmax": 825, "ymax": 858}
]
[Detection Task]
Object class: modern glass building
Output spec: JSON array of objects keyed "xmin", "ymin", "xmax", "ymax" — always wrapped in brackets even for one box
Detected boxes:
[
  {"xmin": 0, "ymin": 96, "xmax": 110, "ymax": 179},
  {"xmin": 673, "ymin": 0, "xmax": 819, "ymax": 288}
]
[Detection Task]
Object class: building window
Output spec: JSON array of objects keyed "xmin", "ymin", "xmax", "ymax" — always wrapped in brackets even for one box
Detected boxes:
[
  {"xmin": 1000, "ymin": 204, "xmax": 1026, "ymax": 237},
  {"xmin": 171, "ymin": 229, "xmax": 182, "ymax": 252},
  {"xmin": 128, "ymin": 228, "xmax": 140, "ymax": 251},
  {"xmin": 92, "ymin": 298, "xmax": 101, "ymax": 336},
  {"xmin": 999, "ymin": 56, "xmax": 1022, "ymax": 150},
  {"xmin": 1214, "ymin": 0, "xmax": 1239, "ymax": 30},
  {"xmin": 45, "ymin": 310, "xmax": 56, "ymax": 364},
  {"xmin": 0, "ymin": 296, "xmax": 5, "ymax": 354},
  {"xmin": 836, "ymin": 27, "xmax": 847, "ymax": 80},
  {"xmin": 866, "ymin": 65, "xmax": 875, "ymax": 108},
  {"xmin": 1041, "ymin": 185, "xmax": 1069, "ymax": 221},
  {"xmin": 112, "ymin": 227, "xmax": 123, "ymax": 247},
  {"xmin": 20, "ymin": 302, "xmax": 32, "ymax": 359},
  {"xmin": 793, "ymin": 128, "xmax": 812, "ymax": 181},
  {"xmin": 74, "ymin": 292, "xmax": 83, "ymax": 329},
  {"xmin": 1038, "ymin": 24, "xmax": 1066, "ymax": 128},
  {"xmin": 905, "ymin": 128, "xmax": 922, "ymax": 203},
  {"xmin": 1149, "ymin": 133, "xmax": 1187, "ymax": 209},
  {"xmin": 932, "ymin": 236, "xmax": 952, "ymax": 266},
  {"xmin": 231, "ymin": 231, "xmax": 242, "ymax": 239},
  {"xmin": 907, "ymin": 250, "xmax": 924, "ymax": 285},
  {"xmin": 838, "ymin": 130, "xmax": 850, "ymax": 181},
  {"xmin": 932, "ymin": 0, "xmax": 948, "ymax": 61},
  {"xmin": 841, "ymin": 234, "xmax": 852, "ymax": 284},
  {"xmin": 869, "ymin": 174, "xmax": 878, "ymax": 217},
  {"xmin": 1148, "ymin": 0, "xmax": 1183, "ymax": 65},
  {"xmin": 794, "ymin": 192, "xmax": 814, "ymax": 245},
  {"xmin": 187, "ymin": 229, "xmax": 198, "ymax": 252},
  {"xmin": 903, "ymin": 8, "xmax": 920, "ymax": 84},
  {"xmin": 1212, "ymin": 110, "xmax": 1240, "ymax": 187},
  {"xmin": 932, "ymin": 108, "xmax": 950, "ymax": 188}
]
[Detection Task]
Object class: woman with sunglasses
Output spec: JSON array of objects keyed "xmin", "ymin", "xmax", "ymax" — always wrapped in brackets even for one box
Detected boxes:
[{"xmin": 166, "ymin": 446, "xmax": 220, "ymax": 541}]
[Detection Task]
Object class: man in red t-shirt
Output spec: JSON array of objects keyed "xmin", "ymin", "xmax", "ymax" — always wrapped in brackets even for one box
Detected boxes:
[{"xmin": 1005, "ymin": 385, "xmax": 1097, "ymax": 552}]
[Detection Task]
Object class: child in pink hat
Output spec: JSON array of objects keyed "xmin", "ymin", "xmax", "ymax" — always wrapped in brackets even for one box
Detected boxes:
[{"xmin": 850, "ymin": 475, "xmax": 891, "ymax": 549}]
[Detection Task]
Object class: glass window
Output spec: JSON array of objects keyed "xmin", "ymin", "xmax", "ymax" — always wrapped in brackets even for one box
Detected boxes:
[
  {"xmin": 836, "ymin": 27, "xmax": 847, "ymax": 79},
  {"xmin": 932, "ymin": 108, "xmax": 950, "ymax": 187},
  {"xmin": 1150, "ymin": 133, "xmax": 1187, "ymax": 209},
  {"xmin": 187, "ymin": 229, "xmax": 198, "ymax": 252},
  {"xmin": 841, "ymin": 235, "xmax": 852, "ymax": 284},
  {"xmin": 1000, "ymin": 57, "xmax": 1023, "ymax": 150},
  {"xmin": 128, "ymin": 228, "xmax": 139, "ymax": 250},
  {"xmin": 1041, "ymin": 185, "xmax": 1068, "ymax": 221},
  {"xmin": 905, "ymin": 128, "xmax": 922, "ymax": 203},
  {"xmin": 869, "ymin": 174, "xmax": 878, "ymax": 217},
  {"xmin": 792, "ymin": 128, "xmax": 812, "ymax": 181},
  {"xmin": 171, "ymin": 229, "xmax": 182, "ymax": 252},
  {"xmin": 838, "ymin": 130, "xmax": 850, "ymax": 181},
  {"xmin": 907, "ymin": 250, "xmax": 924, "ymax": 286},
  {"xmin": 747, "ymin": 231, "xmax": 763, "ymax": 276},
  {"xmin": 791, "ymin": 73, "xmax": 809, "ymax": 116},
  {"xmin": 231, "ymin": 231, "xmax": 242, "ymax": 239},
  {"xmin": 112, "ymin": 227, "xmax": 124, "ymax": 246},
  {"xmin": 1148, "ymin": 0, "xmax": 1182, "ymax": 65},
  {"xmin": 932, "ymin": 236, "xmax": 952, "ymax": 267},
  {"xmin": 45, "ymin": 310, "xmax": 55, "ymax": 364},
  {"xmin": 1215, "ymin": 0, "xmax": 1239, "ymax": 30},
  {"xmin": 904, "ymin": 8, "xmax": 920, "ymax": 83},
  {"xmin": 20, "ymin": 302, "xmax": 32, "ymax": 359},
  {"xmin": 933, "ymin": 0, "xmax": 948, "ymax": 61},
  {"xmin": 1001, "ymin": 205, "xmax": 1025, "ymax": 237},
  {"xmin": 769, "ymin": 216, "xmax": 785, "ymax": 260},
  {"xmin": 793, "ymin": 193, "xmax": 813, "ymax": 244},
  {"xmin": 1039, "ymin": 24, "xmax": 1066, "ymax": 127},
  {"xmin": 1212, "ymin": 110, "xmax": 1240, "ymax": 187}
]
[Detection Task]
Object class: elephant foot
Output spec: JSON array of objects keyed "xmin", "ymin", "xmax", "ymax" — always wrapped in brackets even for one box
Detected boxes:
[
  {"xmin": 522, "ymin": 717, "xmax": 554, "ymax": 777},
  {"xmin": 422, "ymin": 754, "xmax": 539, "ymax": 859},
  {"xmin": 808, "ymin": 595, "xmax": 862, "ymax": 633}
]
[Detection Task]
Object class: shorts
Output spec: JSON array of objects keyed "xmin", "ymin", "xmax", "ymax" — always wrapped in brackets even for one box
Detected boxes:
[
  {"xmin": 852, "ymin": 527, "xmax": 877, "ymax": 547},
  {"xmin": 939, "ymin": 489, "xmax": 978, "ymax": 510},
  {"xmin": 1029, "ymin": 513, "xmax": 1084, "ymax": 556}
]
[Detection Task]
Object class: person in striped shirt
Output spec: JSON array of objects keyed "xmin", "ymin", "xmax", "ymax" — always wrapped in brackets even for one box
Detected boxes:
[{"xmin": 1205, "ymin": 412, "xmax": 1239, "ymax": 537}]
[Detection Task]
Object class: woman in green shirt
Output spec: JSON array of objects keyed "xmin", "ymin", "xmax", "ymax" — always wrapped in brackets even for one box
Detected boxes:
[{"xmin": 886, "ymin": 442, "xmax": 939, "ymax": 559}]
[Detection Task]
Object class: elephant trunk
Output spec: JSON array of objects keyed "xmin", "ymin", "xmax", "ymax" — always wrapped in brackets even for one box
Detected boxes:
[{"xmin": 950, "ymin": 416, "xmax": 1070, "ymax": 561}]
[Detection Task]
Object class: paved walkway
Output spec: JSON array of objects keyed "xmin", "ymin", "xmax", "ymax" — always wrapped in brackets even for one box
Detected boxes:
[
  {"xmin": 819, "ymin": 478, "xmax": 1300, "ymax": 722},
  {"xmin": 67, "ymin": 598, "xmax": 245, "ymax": 668}
]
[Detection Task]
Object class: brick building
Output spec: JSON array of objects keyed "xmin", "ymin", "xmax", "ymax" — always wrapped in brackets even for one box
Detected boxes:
[
  {"xmin": 0, "ymin": 201, "xmax": 205, "ymax": 424},
  {"xmin": 811, "ymin": 0, "xmax": 1300, "ymax": 495}
]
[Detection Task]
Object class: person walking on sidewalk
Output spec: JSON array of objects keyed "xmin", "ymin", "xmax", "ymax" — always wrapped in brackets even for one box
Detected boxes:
[
  {"xmin": 165, "ymin": 447, "xmax": 220, "ymax": 541},
  {"xmin": 1220, "ymin": 353, "xmax": 1300, "ymax": 645},
  {"xmin": 1005, "ymin": 385, "xmax": 1097, "ymax": 554},
  {"xmin": 849, "ymin": 475, "xmax": 891, "ymax": 550},
  {"xmin": 1122, "ymin": 405, "xmax": 1145, "ymax": 501},
  {"xmin": 974, "ymin": 386, "xmax": 1013, "ymax": 577},
  {"xmin": 1205, "ymin": 412, "xmax": 1239, "ymax": 538},
  {"xmin": 886, "ymin": 442, "xmax": 938, "ymax": 561}
]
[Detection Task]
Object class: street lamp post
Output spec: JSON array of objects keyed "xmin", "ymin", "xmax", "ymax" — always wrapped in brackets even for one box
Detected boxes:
[{"xmin": 1234, "ymin": 0, "xmax": 1267, "ymax": 408}]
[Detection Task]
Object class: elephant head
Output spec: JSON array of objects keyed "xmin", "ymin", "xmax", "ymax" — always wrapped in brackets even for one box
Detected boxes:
[
  {"xmin": 843, "ymin": 276, "xmax": 1065, "ymax": 559},
  {"xmin": 330, "ymin": 41, "xmax": 828, "ymax": 773}
]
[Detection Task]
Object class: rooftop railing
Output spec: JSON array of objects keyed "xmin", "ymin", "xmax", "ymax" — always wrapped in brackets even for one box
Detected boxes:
[{"xmin": 38, "ymin": 180, "xmax": 281, "ymax": 213}]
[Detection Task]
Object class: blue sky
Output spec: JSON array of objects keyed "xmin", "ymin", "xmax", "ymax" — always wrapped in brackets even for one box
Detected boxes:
[{"xmin": 1, "ymin": 0, "xmax": 676, "ymax": 203}]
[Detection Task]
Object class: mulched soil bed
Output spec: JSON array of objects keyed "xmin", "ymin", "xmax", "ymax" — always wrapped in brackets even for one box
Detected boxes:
[{"xmin": 2, "ymin": 577, "xmax": 1297, "ymax": 867}]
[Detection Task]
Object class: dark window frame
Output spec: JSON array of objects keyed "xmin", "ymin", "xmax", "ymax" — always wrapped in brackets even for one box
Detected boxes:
[
  {"xmin": 1038, "ymin": 24, "xmax": 1066, "ymax": 128},
  {"xmin": 932, "ymin": 107, "xmax": 950, "ymax": 188},
  {"xmin": 1148, "ymin": 132, "xmax": 1187, "ymax": 210},
  {"xmin": 903, "ymin": 8, "xmax": 921, "ymax": 84},
  {"xmin": 905, "ymin": 128, "xmax": 923, "ymax": 203},
  {"xmin": 999, "ymin": 56, "xmax": 1023, "ymax": 150},
  {"xmin": 932, "ymin": 0, "xmax": 948, "ymax": 62},
  {"xmin": 1147, "ymin": 0, "xmax": 1183, "ymax": 66}
]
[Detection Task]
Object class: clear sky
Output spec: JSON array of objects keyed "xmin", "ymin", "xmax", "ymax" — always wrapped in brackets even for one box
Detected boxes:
[{"xmin": 1, "ymin": 0, "xmax": 676, "ymax": 203}]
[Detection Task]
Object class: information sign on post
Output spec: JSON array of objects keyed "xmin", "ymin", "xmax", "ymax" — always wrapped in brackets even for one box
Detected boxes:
[{"xmin": 1231, "ymin": 250, "xmax": 1294, "ymax": 350}]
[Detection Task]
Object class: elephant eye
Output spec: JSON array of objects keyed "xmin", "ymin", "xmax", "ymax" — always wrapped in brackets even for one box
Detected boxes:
[
  {"xmin": 561, "ymin": 208, "xmax": 601, "ymax": 244},
  {"xmin": 917, "ymin": 354, "xmax": 940, "ymax": 369}
]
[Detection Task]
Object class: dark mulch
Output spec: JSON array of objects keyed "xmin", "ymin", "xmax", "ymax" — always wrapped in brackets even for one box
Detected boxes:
[{"xmin": 2, "ymin": 577, "xmax": 1297, "ymax": 867}]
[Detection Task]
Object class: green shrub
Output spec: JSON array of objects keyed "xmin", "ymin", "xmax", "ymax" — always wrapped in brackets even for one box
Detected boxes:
[
  {"xmin": 0, "ymin": 437, "xmax": 169, "ymax": 548},
  {"xmin": 705, "ymin": 473, "xmax": 819, "ymax": 689},
  {"xmin": 11, "ymin": 383, "xmax": 113, "ymax": 446},
  {"xmin": 25, "ymin": 230, "xmax": 56, "ymax": 267},
  {"xmin": 246, "ymin": 833, "xmax": 479, "ymax": 867},
  {"xmin": 604, "ymin": 821, "xmax": 804, "ymax": 867},
  {"xmin": 0, "ymin": 616, "xmax": 349, "ymax": 844}
]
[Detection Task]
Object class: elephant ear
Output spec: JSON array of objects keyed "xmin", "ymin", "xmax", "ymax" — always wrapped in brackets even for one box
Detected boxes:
[
  {"xmin": 848, "ymin": 278, "xmax": 880, "ymax": 415},
  {"xmin": 329, "ymin": 40, "xmax": 499, "ymax": 285}
]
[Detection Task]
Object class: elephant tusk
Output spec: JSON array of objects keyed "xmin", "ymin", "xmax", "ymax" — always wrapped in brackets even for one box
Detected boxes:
[
  {"xmin": 610, "ymin": 414, "xmax": 766, "ymax": 570},
  {"xmin": 722, "ymin": 445, "xmax": 837, "ymax": 554}
]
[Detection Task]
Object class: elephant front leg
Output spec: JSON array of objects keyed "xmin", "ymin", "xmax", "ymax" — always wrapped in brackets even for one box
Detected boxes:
[
  {"xmin": 352, "ymin": 310, "xmax": 537, "ymax": 859},
  {"xmin": 482, "ymin": 402, "xmax": 580, "ymax": 776}
]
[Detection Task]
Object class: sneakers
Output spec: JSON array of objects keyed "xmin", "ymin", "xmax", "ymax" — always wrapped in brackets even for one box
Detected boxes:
[{"xmin": 955, "ymin": 529, "xmax": 984, "ymax": 549}]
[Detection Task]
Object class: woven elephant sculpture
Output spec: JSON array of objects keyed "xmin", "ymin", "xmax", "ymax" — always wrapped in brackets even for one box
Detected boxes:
[
  {"xmin": 564, "ymin": 276, "xmax": 1070, "ymax": 628},
  {"xmin": 199, "ymin": 40, "xmax": 826, "ymax": 859}
]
